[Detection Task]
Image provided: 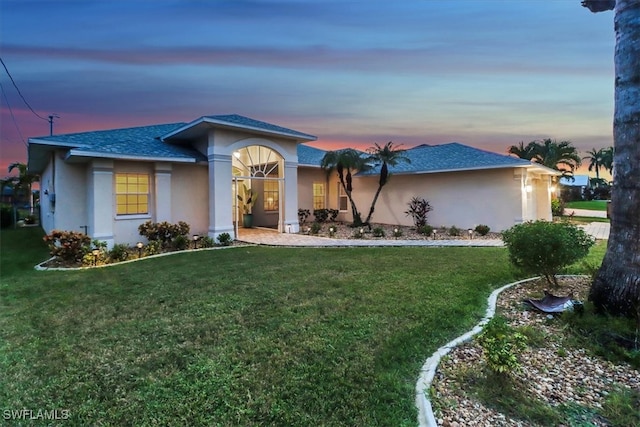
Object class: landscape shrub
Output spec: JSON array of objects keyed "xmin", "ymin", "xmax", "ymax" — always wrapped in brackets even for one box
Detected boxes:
[
  {"xmin": 404, "ymin": 197, "xmax": 433, "ymax": 228},
  {"xmin": 328, "ymin": 209, "xmax": 339, "ymax": 221},
  {"xmin": 392, "ymin": 227, "xmax": 403, "ymax": 238},
  {"xmin": 138, "ymin": 220, "xmax": 190, "ymax": 247},
  {"xmin": 448, "ymin": 226, "xmax": 461, "ymax": 237},
  {"xmin": 502, "ymin": 220, "xmax": 595, "ymax": 286},
  {"xmin": 418, "ymin": 224, "xmax": 434, "ymax": 236},
  {"xmin": 477, "ymin": 315, "xmax": 528, "ymax": 375},
  {"xmin": 216, "ymin": 233, "xmax": 232, "ymax": 246},
  {"xmin": 372, "ymin": 227, "xmax": 385, "ymax": 237},
  {"xmin": 200, "ymin": 236, "xmax": 216, "ymax": 248},
  {"xmin": 313, "ymin": 209, "xmax": 329, "ymax": 223},
  {"xmin": 43, "ymin": 230, "xmax": 92, "ymax": 263},
  {"xmin": 298, "ymin": 209, "xmax": 310, "ymax": 225},
  {"xmin": 551, "ymin": 199, "xmax": 565, "ymax": 217},
  {"xmin": 144, "ymin": 240, "xmax": 163, "ymax": 256},
  {"xmin": 108, "ymin": 243, "xmax": 130, "ymax": 263},
  {"xmin": 172, "ymin": 234, "xmax": 190, "ymax": 251},
  {"xmin": 310, "ymin": 222, "xmax": 321, "ymax": 235},
  {"xmin": 474, "ymin": 224, "xmax": 491, "ymax": 236}
]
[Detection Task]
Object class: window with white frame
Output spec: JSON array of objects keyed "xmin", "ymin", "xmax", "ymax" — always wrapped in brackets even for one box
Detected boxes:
[
  {"xmin": 313, "ymin": 183, "xmax": 325, "ymax": 210},
  {"xmin": 115, "ymin": 173, "xmax": 149, "ymax": 215},
  {"xmin": 338, "ymin": 184, "xmax": 348, "ymax": 212}
]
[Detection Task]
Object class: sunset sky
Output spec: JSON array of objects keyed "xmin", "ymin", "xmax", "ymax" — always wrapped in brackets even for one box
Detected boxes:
[{"xmin": 1, "ymin": 0, "xmax": 616, "ymax": 175}]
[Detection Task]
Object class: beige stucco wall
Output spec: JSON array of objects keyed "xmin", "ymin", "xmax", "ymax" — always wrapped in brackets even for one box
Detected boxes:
[
  {"xmin": 171, "ymin": 163, "xmax": 209, "ymax": 235},
  {"xmin": 347, "ymin": 168, "xmax": 530, "ymax": 232}
]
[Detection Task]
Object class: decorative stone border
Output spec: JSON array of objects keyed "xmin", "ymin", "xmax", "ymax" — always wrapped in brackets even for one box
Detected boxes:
[{"xmin": 414, "ymin": 277, "xmax": 540, "ymax": 427}]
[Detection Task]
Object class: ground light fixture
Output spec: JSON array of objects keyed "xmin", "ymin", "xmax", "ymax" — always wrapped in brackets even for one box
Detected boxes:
[
  {"xmin": 468, "ymin": 229, "xmax": 473, "ymax": 239},
  {"xmin": 359, "ymin": 228, "xmax": 364, "ymax": 238},
  {"xmin": 329, "ymin": 226, "xmax": 335, "ymax": 237},
  {"xmin": 193, "ymin": 234, "xmax": 199, "ymax": 249},
  {"xmin": 432, "ymin": 230, "xmax": 437, "ymax": 240},
  {"xmin": 92, "ymin": 248, "xmax": 100, "ymax": 265},
  {"xmin": 394, "ymin": 228, "xmax": 399, "ymax": 239},
  {"xmin": 136, "ymin": 242, "xmax": 143, "ymax": 258}
]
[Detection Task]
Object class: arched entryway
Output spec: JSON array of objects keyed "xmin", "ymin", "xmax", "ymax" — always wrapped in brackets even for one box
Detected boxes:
[{"xmin": 232, "ymin": 145, "xmax": 284, "ymax": 237}]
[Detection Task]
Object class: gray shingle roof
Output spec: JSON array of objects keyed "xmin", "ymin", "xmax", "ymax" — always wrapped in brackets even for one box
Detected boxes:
[
  {"xmin": 31, "ymin": 123, "xmax": 207, "ymax": 161},
  {"xmin": 356, "ymin": 142, "xmax": 532, "ymax": 175},
  {"xmin": 202, "ymin": 114, "xmax": 317, "ymax": 141},
  {"xmin": 297, "ymin": 144, "xmax": 328, "ymax": 166}
]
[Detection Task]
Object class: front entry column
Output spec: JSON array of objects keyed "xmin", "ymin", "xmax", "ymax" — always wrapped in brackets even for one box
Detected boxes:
[
  {"xmin": 208, "ymin": 151, "xmax": 235, "ymax": 240},
  {"xmin": 283, "ymin": 160, "xmax": 300, "ymax": 233}
]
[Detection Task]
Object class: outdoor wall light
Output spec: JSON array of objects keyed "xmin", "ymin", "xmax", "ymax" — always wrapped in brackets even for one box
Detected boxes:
[
  {"xmin": 92, "ymin": 248, "xmax": 100, "ymax": 265},
  {"xmin": 136, "ymin": 242, "xmax": 144, "ymax": 258},
  {"xmin": 233, "ymin": 151, "xmax": 241, "ymax": 159},
  {"xmin": 193, "ymin": 234, "xmax": 199, "ymax": 249},
  {"xmin": 525, "ymin": 184, "xmax": 533, "ymax": 193},
  {"xmin": 550, "ymin": 185, "xmax": 557, "ymax": 193}
]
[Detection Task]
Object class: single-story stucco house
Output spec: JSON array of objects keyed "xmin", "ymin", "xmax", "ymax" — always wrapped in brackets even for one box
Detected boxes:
[{"xmin": 28, "ymin": 114, "xmax": 559, "ymax": 247}]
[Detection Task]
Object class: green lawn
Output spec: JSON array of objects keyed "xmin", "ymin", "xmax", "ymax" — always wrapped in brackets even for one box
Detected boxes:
[
  {"xmin": 564, "ymin": 200, "xmax": 609, "ymax": 211},
  {"xmin": 0, "ymin": 228, "xmax": 601, "ymax": 426}
]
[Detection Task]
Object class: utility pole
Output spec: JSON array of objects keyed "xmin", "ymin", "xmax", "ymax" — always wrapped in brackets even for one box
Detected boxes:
[{"xmin": 48, "ymin": 114, "xmax": 59, "ymax": 135}]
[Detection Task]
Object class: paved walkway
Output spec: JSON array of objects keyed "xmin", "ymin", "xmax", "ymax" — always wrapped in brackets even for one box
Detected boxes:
[{"xmin": 237, "ymin": 222, "xmax": 610, "ymax": 247}]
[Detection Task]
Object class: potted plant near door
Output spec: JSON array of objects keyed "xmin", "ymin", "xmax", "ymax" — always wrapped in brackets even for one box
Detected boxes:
[{"xmin": 237, "ymin": 183, "xmax": 258, "ymax": 228}]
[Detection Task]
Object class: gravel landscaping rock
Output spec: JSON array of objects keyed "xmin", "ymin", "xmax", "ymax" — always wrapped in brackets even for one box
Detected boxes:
[{"xmin": 430, "ymin": 277, "xmax": 640, "ymax": 426}]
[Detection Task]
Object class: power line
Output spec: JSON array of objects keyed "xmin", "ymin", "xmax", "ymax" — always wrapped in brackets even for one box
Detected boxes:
[
  {"xmin": 0, "ymin": 81, "xmax": 28, "ymax": 147},
  {"xmin": 0, "ymin": 56, "xmax": 48, "ymax": 122}
]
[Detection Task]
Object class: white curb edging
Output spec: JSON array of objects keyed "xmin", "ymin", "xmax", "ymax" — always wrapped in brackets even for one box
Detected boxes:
[{"xmin": 414, "ymin": 276, "xmax": 541, "ymax": 427}]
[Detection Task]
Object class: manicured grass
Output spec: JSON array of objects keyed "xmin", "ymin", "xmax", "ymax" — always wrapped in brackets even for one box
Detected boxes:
[
  {"xmin": 564, "ymin": 200, "xmax": 609, "ymax": 211},
  {"xmin": 563, "ymin": 215, "xmax": 610, "ymax": 224},
  {"xmin": 0, "ymin": 228, "xmax": 604, "ymax": 426}
]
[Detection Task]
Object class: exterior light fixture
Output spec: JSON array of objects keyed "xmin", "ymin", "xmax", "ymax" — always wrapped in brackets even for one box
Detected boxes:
[
  {"xmin": 550, "ymin": 185, "xmax": 557, "ymax": 193},
  {"xmin": 394, "ymin": 228, "xmax": 399, "ymax": 240},
  {"xmin": 287, "ymin": 225, "xmax": 291, "ymax": 234},
  {"xmin": 359, "ymin": 228, "xmax": 364, "ymax": 237},
  {"xmin": 193, "ymin": 234, "xmax": 199, "ymax": 249},
  {"xmin": 432, "ymin": 230, "xmax": 437, "ymax": 240},
  {"xmin": 525, "ymin": 184, "xmax": 533, "ymax": 193},
  {"xmin": 92, "ymin": 248, "xmax": 100, "ymax": 265},
  {"xmin": 468, "ymin": 229, "xmax": 473, "ymax": 239},
  {"xmin": 136, "ymin": 242, "xmax": 143, "ymax": 258},
  {"xmin": 233, "ymin": 151, "xmax": 241, "ymax": 159},
  {"xmin": 329, "ymin": 226, "xmax": 335, "ymax": 237}
]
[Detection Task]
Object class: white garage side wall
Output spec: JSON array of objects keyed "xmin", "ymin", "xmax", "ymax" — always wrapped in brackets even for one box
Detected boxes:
[
  {"xmin": 38, "ymin": 155, "xmax": 55, "ymax": 234},
  {"xmin": 54, "ymin": 161, "xmax": 87, "ymax": 234},
  {"xmin": 351, "ymin": 168, "xmax": 523, "ymax": 232},
  {"xmin": 170, "ymin": 163, "xmax": 209, "ymax": 236}
]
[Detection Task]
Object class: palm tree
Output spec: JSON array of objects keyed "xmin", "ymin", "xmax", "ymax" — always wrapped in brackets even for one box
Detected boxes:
[
  {"xmin": 320, "ymin": 148, "xmax": 369, "ymax": 226},
  {"xmin": 532, "ymin": 138, "xmax": 582, "ymax": 179},
  {"xmin": 507, "ymin": 141, "xmax": 538, "ymax": 160},
  {"xmin": 363, "ymin": 142, "xmax": 410, "ymax": 225},
  {"xmin": 583, "ymin": 0, "xmax": 640, "ymax": 318},
  {"xmin": 583, "ymin": 147, "xmax": 606, "ymax": 180},
  {"xmin": 6, "ymin": 162, "xmax": 38, "ymax": 212},
  {"xmin": 601, "ymin": 146, "xmax": 615, "ymax": 177}
]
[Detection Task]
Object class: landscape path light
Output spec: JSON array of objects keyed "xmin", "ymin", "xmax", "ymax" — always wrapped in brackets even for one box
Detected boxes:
[
  {"xmin": 432, "ymin": 230, "xmax": 437, "ymax": 240},
  {"xmin": 193, "ymin": 234, "xmax": 199, "ymax": 249},
  {"xmin": 394, "ymin": 227, "xmax": 399, "ymax": 240},
  {"xmin": 136, "ymin": 242, "xmax": 144, "ymax": 258},
  {"xmin": 468, "ymin": 229, "xmax": 473, "ymax": 239},
  {"xmin": 92, "ymin": 248, "xmax": 100, "ymax": 266}
]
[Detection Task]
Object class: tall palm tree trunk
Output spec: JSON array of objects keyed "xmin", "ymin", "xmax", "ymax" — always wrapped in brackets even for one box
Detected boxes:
[{"xmin": 589, "ymin": 0, "xmax": 640, "ymax": 318}]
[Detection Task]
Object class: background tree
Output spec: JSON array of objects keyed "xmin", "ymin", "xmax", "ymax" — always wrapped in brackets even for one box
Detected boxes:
[
  {"xmin": 601, "ymin": 146, "xmax": 615, "ymax": 177},
  {"xmin": 583, "ymin": 0, "xmax": 640, "ymax": 318},
  {"xmin": 507, "ymin": 141, "xmax": 538, "ymax": 160},
  {"xmin": 583, "ymin": 147, "xmax": 606, "ymax": 180},
  {"xmin": 363, "ymin": 142, "xmax": 410, "ymax": 225},
  {"xmin": 320, "ymin": 149, "xmax": 368, "ymax": 226},
  {"xmin": 4, "ymin": 162, "xmax": 38, "ymax": 212},
  {"xmin": 532, "ymin": 138, "xmax": 582, "ymax": 179}
]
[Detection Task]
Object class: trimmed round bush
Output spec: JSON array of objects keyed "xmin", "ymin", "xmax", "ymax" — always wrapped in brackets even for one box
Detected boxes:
[{"xmin": 502, "ymin": 220, "xmax": 595, "ymax": 286}]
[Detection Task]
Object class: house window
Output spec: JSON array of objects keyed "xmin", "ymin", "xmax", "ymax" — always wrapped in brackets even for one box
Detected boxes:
[
  {"xmin": 338, "ymin": 184, "xmax": 348, "ymax": 212},
  {"xmin": 313, "ymin": 183, "xmax": 325, "ymax": 210},
  {"xmin": 263, "ymin": 180, "xmax": 279, "ymax": 211},
  {"xmin": 116, "ymin": 173, "xmax": 149, "ymax": 215}
]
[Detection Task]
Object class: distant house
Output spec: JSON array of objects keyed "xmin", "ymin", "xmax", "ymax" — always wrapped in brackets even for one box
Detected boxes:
[
  {"xmin": 560, "ymin": 175, "xmax": 590, "ymax": 188},
  {"xmin": 28, "ymin": 114, "xmax": 559, "ymax": 247}
]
